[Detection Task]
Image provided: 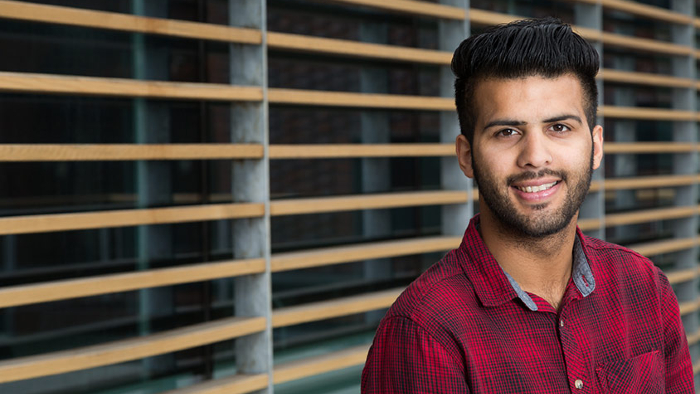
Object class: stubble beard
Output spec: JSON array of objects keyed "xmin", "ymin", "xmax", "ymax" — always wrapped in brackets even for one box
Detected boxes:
[{"xmin": 472, "ymin": 150, "xmax": 593, "ymax": 239}]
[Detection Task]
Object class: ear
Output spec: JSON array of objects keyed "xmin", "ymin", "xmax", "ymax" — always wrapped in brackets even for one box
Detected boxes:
[
  {"xmin": 456, "ymin": 134, "xmax": 475, "ymax": 179},
  {"xmin": 591, "ymin": 125, "xmax": 604, "ymax": 170}
]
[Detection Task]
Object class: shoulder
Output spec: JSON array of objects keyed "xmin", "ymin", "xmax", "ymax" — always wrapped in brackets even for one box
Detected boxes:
[
  {"xmin": 383, "ymin": 248, "xmax": 477, "ymax": 328},
  {"xmin": 582, "ymin": 235, "xmax": 667, "ymax": 293}
]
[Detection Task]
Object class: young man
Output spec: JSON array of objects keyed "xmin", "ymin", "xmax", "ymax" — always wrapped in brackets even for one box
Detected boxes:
[{"xmin": 362, "ymin": 18, "xmax": 694, "ymax": 393}]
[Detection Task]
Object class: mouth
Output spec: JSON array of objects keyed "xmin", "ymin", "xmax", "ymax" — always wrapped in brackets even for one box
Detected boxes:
[{"xmin": 514, "ymin": 181, "xmax": 559, "ymax": 194}]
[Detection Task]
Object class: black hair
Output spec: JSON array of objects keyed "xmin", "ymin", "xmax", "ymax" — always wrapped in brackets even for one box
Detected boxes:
[{"xmin": 452, "ymin": 17, "xmax": 600, "ymax": 144}]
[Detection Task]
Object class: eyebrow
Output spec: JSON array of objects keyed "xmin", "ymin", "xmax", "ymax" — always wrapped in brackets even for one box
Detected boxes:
[{"xmin": 482, "ymin": 114, "xmax": 582, "ymax": 131}]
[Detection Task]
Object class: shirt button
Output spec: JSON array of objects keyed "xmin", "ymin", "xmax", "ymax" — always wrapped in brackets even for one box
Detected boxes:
[
  {"xmin": 560, "ymin": 319, "xmax": 564, "ymax": 327},
  {"xmin": 574, "ymin": 379, "xmax": 584, "ymax": 389}
]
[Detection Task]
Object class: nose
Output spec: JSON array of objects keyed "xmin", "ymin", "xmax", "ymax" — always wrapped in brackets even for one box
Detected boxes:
[{"xmin": 516, "ymin": 132, "xmax": 552, "ymax": 169}]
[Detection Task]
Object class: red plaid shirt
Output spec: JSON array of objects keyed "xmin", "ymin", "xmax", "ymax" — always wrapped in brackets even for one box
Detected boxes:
[{"xmin": 362, "ymin": 215, "xmax": 693, "ymax": 393}]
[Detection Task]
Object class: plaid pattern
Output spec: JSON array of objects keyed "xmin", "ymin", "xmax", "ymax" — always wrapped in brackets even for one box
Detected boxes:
[{"xmin": 362, "ymin": 215, "xmax": 693, "ymax": 393}]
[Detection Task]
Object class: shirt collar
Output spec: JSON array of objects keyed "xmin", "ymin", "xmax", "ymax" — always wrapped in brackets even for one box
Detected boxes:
[{"xmin": 458, "ymin": 215, "xmax": 596, "ymax": 311}]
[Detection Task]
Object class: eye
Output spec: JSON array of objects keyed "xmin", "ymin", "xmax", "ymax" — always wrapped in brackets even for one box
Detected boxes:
[
  {"xmin": 495, "ymin": 128, "xmax": 519, "ymax": 138},
  {"xmin": 549, "ymin": 124, "xmax": 571, "ymax": 133}
]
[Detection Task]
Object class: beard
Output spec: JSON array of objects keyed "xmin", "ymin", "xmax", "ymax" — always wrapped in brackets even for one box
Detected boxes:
[{"xmin": 472, "ymin": 149, "xmax": 593, "ymax": 238}]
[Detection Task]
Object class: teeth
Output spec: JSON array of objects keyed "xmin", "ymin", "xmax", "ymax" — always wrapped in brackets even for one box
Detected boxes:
[{"xmin": 517, "ymin": 181, "xmax": 557, "ymax": 193}]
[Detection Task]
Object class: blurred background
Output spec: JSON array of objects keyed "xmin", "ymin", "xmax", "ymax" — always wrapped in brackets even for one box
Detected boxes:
[{"xmin": 1, "ymin": 0, "xmax": 700, "ymax": 393}]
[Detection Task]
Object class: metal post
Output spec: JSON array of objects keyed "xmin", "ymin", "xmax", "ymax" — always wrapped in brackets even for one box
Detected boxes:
[
  {"xmin": 230, "ymin": 1, "xmax": 273, "ymax": 392},
  {"xmin": 439, "ymin": 0, "xmax": 472, "ymax": 237}
]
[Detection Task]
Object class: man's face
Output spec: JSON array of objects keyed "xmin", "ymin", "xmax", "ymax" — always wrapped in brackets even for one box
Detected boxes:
[{"xmin": 456, "ymin": 74, "xmax": 603, "ymax": 237}]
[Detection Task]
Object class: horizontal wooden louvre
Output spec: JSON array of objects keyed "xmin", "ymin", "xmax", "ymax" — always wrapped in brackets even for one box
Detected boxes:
[
  {"xmin": 271, "ymin": 236, "xmax": 462, "ymax": 272},
  {"xmin": 576, "ymin": 0, "xmax": 692, "ymax": 25},
  {"xmin": 0, "ymin": 258, "xmax": 266, "ymax": 308},
  {"xmin": 601, "ymin": 69, "xmax": 693, "ymax": 88},
  {"xmin": 267, "ymin": 88, "xmax": 454, "ymax": 110},
  {"xmin": 666, "ymin": 267, "xmax": 698, "ymax": 285},
  {"xmin": 0, "ymin": 0, "xmax": 262, "ymax": 44},
  {"xmin": 602, "ymin": 106, "xmax": 696, "ymax": 121},
  {"xmin": 273, "ymin": 344, "xmax": 370, "ymax": 384},
  {"xmin": 267, "ymin": 32, "xmax": 452, "ymax": 65},
  {"xmin": 604, "ymin": 205, "xmax": 699, "ymax": 227},
  {"xmin": 162, "ymin": 374, "xmax": 269, "ymax": 394},
  {"xmin": 679, "ymin": 299, "xmax": 700, "ymax": 316},
  {"xmin": 603, "ymin": 143, "xmax": 695, "ymax": 154},
  {"xmin": 271, "ymin": 288, "xmax": 403, "ymax": 328},
  {"xmin": 324, "ymin": 0, "xmax": 466, "ymax": 20},
  {"xmin": 0, "ymin": 144, "xmax": 264, "ymax": 161},
  {"xmin": 577, "ymin": 218, "xmax": 602, "ymax": 231},
  {"xmin": 0, "ymin": 72, "xmax": 263, "ymax": 101},
  {"xmin": 269, "ymin": 144, "xmax": 454, "ymax": 159},
  {"xmin": 270, "ymin": 191, "xmax": 471, "ymax": 216},
  {"xmin": 0, "ymin": 203, "xmax": 264, "ymax": 235},
  {"xmin": 0, "ymin": 316, "xmax": 267, "ymax": 384},
  {"xmin": 603, "ymin": 175, "xmax": 699, "ymax": 190},
  {"xmin": 468, "ymin": 9, "xmax": 520, "ymax": 26},
  {"xmin": 628, "ymin": 237, "xmax": 698, "ymax": 257}
]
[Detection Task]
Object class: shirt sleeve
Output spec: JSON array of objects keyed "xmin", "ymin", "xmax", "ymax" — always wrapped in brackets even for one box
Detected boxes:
[
  {"xmin": 657, "ymin": 269, "xmax": 695, "ymax": 393},
  {"xmin": 361, "ymin": 316, "xmax": 469, "ymax": 393}
]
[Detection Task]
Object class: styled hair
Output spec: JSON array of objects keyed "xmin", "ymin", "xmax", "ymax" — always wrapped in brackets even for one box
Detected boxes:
[{"xmin": 452, "ymin": 17, "xmax": 600, "ymax": 144}]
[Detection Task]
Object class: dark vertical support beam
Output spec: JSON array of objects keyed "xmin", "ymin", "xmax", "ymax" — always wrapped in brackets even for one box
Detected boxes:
[
  {"xmin": 359, "ymin": 20, "xmax": 392, "ymax": 323},
  {"xmin": 671, "ymin": 0, "xmax": 699, "ymax": 378},
  {"xmin": 439, "ymin": 0, "xmax": 472, "ymax": 237},
  {"xmin": 230, "ymin": 1, "xmax": 272, "ymax": 392},
  {"xmin": 132, "ymin": 0, "xmax": 174, "ymax": 379},
  {"xmin": 575, "ymin": 2, "xmax": 605, "ymax": 240}
]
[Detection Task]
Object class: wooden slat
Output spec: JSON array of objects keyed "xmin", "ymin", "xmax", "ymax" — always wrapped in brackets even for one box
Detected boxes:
[
  {"xmin": 324, "ymin": 0, "xmax": 466, "ymax": 20},
  {"xmin": 679, "ymin": 299, "xmax": 700, "ymax": 316},
  {"xmin": 272, "ymin": 288, "xmax": 402, "ymax": 328},
  {"xmin": 273, "ymin": 344, "xmax": 370, "ymax": 384},
  {"xmin": 0, "ymin": 316, "xmax": 266, "ymax": 384},
  {"xmin": 267, "ymin": 32, "xmax": 452, "ymax": 65},
  {"xmin": 0, "ymin": 144, "xmax": 263, "ymax": 161},
  {"xmin": 577, "ymin": 218, "xmax": 602, "ymax": 231},
  {"xmin": 665, "ymin": 267, "xmax": 698, "ymax": 285},
  {"xmin": 694, "ymin": 359, "xmax": 700, "ymax": 375},
  {"xmin": 628, "ymin": 238, "xmax": 698, "ymax": 257},
  {"xmin": 0, "ymin": 203, "xmax": 264, "ymax": 235},
  {"xmin": 687, "ymin": 331, "xmax": 700, "ymax": 346},
  {"xmin": 267, "ymin": 88, "xmax": 454, "ymax": 111},
  {"xmin": 602, "ymin": 106, "xmax": 695, "ymax": 121},
  {"xmin": 604, "ymin": 206, "xmax": 698, "ymax": 227},
  {"xmin": 0, "ymin": 71, "xmax": 263, "ymax": 101},
  {"xmin": 269, "ymin": 144, "xmax": 454, "ymax": 159},
  {"xmin": 0, "ymin": 258, "xmax": 265, "ymax": 309},
  {"xmin": 604, "ymin": 142, "xmax": 694, "ymax": 154},
  {"xmin": 271, "ymin": 236, "xmax": 460, "ymax": 272},
  {"xmin": 602, "ymin": 69, "xmax": 693, "ymax": 89},
  {"xmin": 162, "ymin": 374, "xmax": 268, "ymax": 394},
  {"xmin": 573, "ymin": 0, "xmax": 691, "ymax": 25},
  {"xmin": 468, "ymin": 9, "xmax": 519, "ymax": 26},
  {"xmin": 468, "ymin": 9, "xmax": 688, "ymax": 57},
  {"xmin": 694, "ymin": 18, "xmax": 700, "ymax": 30},
  {"xmin": 604, "ymin": 175, "xmax": 698, "ymax": 190},
  {"xmin": 0, "ymin": 0, "xmax": 261, "ymax": 44},
  {"xmin": 270, "ymin": 190, "xmax": 470, "ymax": 216},
  {"xmin": 600, "ymin": 31, "xmax": 691, "ymax": 56}
]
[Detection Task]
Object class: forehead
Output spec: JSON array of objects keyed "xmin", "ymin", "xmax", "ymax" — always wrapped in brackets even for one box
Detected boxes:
[{"xmin": 472, "ymin": 74, "xmax": 587, "ymax": 127}]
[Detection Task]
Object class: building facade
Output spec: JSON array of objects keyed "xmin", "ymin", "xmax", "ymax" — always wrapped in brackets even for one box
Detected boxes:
[{"xmin": 0, "ymin": 0, "xmax": 699, "ymax": 392}]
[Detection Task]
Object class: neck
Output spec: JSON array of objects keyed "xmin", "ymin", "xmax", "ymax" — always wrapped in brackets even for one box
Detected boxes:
[{"xmin": 478, "ymin": 205, "xmax": 578, "ymax": 309}]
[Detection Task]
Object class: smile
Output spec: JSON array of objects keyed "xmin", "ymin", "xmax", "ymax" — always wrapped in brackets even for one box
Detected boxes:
[{"xmin": 515, "ymin": 181, "xmax": 558, "ymax": 193}]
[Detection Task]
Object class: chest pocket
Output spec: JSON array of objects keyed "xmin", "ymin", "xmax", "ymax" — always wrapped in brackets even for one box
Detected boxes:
[{"xmin": 595, "ymin": 350, "xmax": 664, "ymax": 393}]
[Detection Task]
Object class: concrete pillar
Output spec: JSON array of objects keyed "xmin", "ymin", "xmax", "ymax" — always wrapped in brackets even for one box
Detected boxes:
[{"xmin": 230, "ymin": 1, "xmax": 273, "ymax": 392}]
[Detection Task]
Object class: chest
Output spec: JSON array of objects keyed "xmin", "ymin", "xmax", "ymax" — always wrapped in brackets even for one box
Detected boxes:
[{"xmin": 457, "ymin": 295, "xmax": 665, "ymax": 393}]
